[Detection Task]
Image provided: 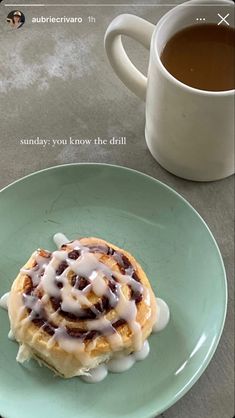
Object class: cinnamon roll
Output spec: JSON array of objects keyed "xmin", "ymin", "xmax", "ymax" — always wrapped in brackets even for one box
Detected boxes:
[{"xmin": 8, "ymin": 237, "xmax": 157, "ymax": 378}]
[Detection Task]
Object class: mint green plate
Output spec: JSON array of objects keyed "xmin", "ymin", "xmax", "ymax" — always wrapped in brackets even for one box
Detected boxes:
[{"xmin": 0, "ymin": 164, "xmax": 227, "ymax": 418}]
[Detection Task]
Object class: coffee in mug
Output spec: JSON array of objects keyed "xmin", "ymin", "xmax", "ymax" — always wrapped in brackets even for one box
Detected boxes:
[{"xmin": 160, "ymin": 24, "xmax": 235, "ymax": 92}]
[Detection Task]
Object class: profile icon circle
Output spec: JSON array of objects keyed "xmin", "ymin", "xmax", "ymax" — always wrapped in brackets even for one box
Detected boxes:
[{"xmin": 7, "ymin": 10, "xmax": 25, "ymax": 29}]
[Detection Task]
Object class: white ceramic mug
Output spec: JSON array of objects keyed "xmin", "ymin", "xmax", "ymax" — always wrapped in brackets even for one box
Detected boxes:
[{"xmin": 105, "ymin": 0, "xmax": 234, "ymax": 181}]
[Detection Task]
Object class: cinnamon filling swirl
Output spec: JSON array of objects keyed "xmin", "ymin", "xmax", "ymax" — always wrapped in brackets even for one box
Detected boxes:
[{"xmin": 20, "ymin": 240, "xmax": 145, "ymax": 350}]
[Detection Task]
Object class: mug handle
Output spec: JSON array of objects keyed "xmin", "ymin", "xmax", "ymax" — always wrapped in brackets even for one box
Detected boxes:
[{"xmin": 104, "ymin": 14, "xmax": 155, "ymax": 101}]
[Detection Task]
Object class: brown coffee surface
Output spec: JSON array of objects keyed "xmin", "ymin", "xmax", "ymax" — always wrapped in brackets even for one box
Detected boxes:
[{"xmin": 160, "ymin": 24, "xmax": 235, "ymax": 91}]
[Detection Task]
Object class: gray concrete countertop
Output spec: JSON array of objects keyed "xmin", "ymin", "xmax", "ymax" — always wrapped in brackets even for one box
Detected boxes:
[{"xmin": 0, "ymin": 1, "xmax": 234, "ymax": 417}]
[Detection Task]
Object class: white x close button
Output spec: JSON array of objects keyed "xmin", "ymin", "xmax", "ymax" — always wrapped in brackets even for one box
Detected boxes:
[{"xmin": 217, "ymin": 13, "xmax": 230, "ymax": 25}]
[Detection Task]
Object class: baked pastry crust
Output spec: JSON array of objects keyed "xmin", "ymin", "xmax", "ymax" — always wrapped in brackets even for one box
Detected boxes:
[{"xmin": 8, "ymin": 237, "xmax": 157, "ymax": 378}]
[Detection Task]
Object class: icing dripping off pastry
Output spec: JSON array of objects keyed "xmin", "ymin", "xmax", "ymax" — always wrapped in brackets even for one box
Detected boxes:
[
  {"xmin": 81, "ymin": 340, "xmax": 150, "ymax": 383},
  {"xmin": 53, "ymin": 233, "xmax": 70, "ymax": 248},
  {"xmin": 153, "ymin": 298, "xmax": 170, "ymax": 332},
  {"xmin": 0, "ymin": 292, "xmax": 9, "ymax": 310}
]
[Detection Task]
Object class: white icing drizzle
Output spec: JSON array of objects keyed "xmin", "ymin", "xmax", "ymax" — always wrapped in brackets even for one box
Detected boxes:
[
  {"xmin": 81, "ymin": 364, "xmax": 108, "ymax": 383},
  {"xmin": 153, "ymin": 298, "xmax": 170, "ymax": 332},
  {"xmin": 8, "ymin": 329, "xmax": 15, "ymax": 341},
  {"xmin": 53, "ymin": 233, "xmax": 70, "ymax": 248},
  {"xmin": 107, "ymin": 353, "xmax": 136, "ymax": 373},
  {"xmin": 134, "ymin": 339, "xmax": 150, "ymax": 361},
  {"xmin": 81, "ymin": 339, "xmax": 150, "ymax": 383},
  {"xmin": 0, "ymin": 292, "xmax": 9, "ymax": 310},
  {"xmin": 16, "ymin": 344, "xmax": 31, "ymax": 363}
]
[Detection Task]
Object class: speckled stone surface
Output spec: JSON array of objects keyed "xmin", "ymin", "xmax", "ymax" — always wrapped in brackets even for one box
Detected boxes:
[{"xmin": 0, "ymin": 1, "xmax": 234, "ymax": 417}]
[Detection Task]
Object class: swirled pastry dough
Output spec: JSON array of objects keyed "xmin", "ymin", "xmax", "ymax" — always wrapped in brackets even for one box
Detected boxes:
[{"xmin": 8, "ymin": 237, "xmax": 157, "ymax": 378}]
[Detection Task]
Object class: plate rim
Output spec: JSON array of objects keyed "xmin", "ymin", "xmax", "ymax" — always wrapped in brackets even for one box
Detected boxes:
[{"xmin": 0, "ymin": 162, "xmax": 228, "ymax": 418}]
